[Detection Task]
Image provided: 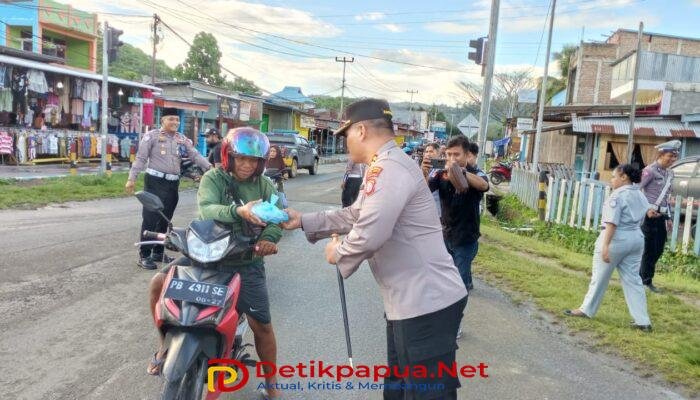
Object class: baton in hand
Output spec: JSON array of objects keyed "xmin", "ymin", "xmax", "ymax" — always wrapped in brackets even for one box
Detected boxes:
[{"xmin": 332, "ymin": 235, "xmax": 353, "ymax": 367}]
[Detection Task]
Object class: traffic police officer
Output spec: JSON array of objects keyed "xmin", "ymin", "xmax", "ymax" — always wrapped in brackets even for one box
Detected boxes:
[
  {"xmin": 282, "ymin": 99, "xmax": 468, "ymax": 400},
  {"xmin": 566, "ymin": 164, "xmax": 652, "ymax": 331},
  {"xmin": 639, "ymin": 139, "xmax": 680, "ymax": 292},
  {"xmin": 125, "ymin": 108, "xmax": 211, "ymax": 269}
]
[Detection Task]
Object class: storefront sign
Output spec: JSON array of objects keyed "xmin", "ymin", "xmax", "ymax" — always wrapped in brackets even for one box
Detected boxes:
[
  {"xmin": 516, "ymin": 118, "xmax": 533, "ymax": 132},
  {"xmin": 219, "ymin": 98, "xmax": 240, "ymax": 120},
  {"xmin": 301, "ymin": 115, "xmax": 316, "ymax": 129},
  {"xmin": 249, "ymin": 101, "xmax": 262, "ymax": 121},
  {"xmin": 128, "ymin": 97, "xmax": 154, "ymax": 104},
  {"xmin": 239, "ymin": 101, "xmax": 252, "ymax": 122}
]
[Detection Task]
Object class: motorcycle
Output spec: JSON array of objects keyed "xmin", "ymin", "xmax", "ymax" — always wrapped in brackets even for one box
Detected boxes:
[
  {"xmin": 263, "ymin": 167, "xmax": 289, "ymax": 208},
  {"xmin": 489, "ymin": 161, "xmax": 512, "ymax": 186},
  {"xmin": 135, "ymin": 191, "xmax": 257, "ymax": 400}
]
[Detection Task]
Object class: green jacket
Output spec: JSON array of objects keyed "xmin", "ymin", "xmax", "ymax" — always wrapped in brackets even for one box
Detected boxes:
[{"xmin": 197, "ymin": 167, "xmax": 283, "ymax": 266}]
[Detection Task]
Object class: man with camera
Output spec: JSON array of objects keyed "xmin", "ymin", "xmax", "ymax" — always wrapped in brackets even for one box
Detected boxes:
[{"xmin": 427, "ymin": 136, "xmax": 488, "ymax": 299}]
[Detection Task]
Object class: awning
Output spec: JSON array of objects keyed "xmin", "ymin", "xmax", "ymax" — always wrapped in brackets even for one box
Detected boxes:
[
  {"xmin": 520, "ymin": 123, "xmax": 572, "ymax": 135},
  {"xmin": 0, "ymin": 54, "xmax": 161, "ymax": 91},
  {"xmin": 192, "ymin": 87, "xmax": 239, "ymax": 100},
  {"xmin": 155, "ymin": 97, "xmax": 209, "ymax": 112},
  {"xmin": 573, "ymin": 116, "xmax": 700, "ymax": 138}
]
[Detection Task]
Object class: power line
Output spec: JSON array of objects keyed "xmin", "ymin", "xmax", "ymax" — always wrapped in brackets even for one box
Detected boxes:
[
  {"xmin": 7, "ymin": 3, "xmax": 151, "ymax": 17},
  {"xmin": 158, "ymin": 18, "xmax": 333, "ymax": 104},
  {"xmin": 142, "ymin": 2, "xmax": 477, "ymax": 74}
]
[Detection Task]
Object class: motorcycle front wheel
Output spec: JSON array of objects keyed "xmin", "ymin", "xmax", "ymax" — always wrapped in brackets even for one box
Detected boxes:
[
  {"xmin": 490, "ymin": 173, "xmax": 504, "ymax": 185},
  {"xmin": 161, "ymin": 356, "xmax": 207, "ymax": 400}
]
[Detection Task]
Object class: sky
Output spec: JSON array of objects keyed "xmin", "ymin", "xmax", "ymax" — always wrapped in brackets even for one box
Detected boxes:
[{"xmin": 46, "ymin": 0, "xmax": 700, "ymax": 105}]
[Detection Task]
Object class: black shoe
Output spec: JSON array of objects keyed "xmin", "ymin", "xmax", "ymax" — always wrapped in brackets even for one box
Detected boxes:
[
  {"xmin": 466, "ymin": 283, "xmax": 474, "ymax": 291},
  {"xmin": 630, "ymin": 322, "xmax": 652, "ymax": 332},
  {"xmin": 645, "ymin": 283, "xmax": 662, "ymax": 293},
  {"xmin": 138, "ymin": 257, "xmax": 157, "ymax": 270},
  {"xmin": 153, "ymin": 254, "xmax": 175, "ymax": 264}
]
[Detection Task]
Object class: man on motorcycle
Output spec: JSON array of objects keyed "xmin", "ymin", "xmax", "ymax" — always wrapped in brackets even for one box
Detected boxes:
[{"xmin": 147, "ymin": 128, "xmax": 284, "ymax": 398}]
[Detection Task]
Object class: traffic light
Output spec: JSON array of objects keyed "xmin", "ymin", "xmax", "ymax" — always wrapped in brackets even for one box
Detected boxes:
[
  {"xmin": 468, "ymin": 37, "xmax": 488, "ymax": 65},
  {"xmin": 106, "ymin": 27, "xmax": 124, "ymax": 64}
]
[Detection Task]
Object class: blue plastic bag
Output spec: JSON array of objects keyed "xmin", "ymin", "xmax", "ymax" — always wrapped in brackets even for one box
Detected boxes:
[{"xmin": 251, "ymin": 194, "xmax": 289, "ymax": 224}]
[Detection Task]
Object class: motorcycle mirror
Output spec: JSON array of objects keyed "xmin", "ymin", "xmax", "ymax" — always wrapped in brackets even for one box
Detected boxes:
[{"xmin": 136, "ymin": 191, "xmax": 165, "ymax": 212}]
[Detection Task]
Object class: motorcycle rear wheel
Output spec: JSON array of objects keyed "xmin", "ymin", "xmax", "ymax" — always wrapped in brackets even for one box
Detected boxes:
[{"xmin": 161, "ymin": 356, "xmax": 207, "ymax": 400}]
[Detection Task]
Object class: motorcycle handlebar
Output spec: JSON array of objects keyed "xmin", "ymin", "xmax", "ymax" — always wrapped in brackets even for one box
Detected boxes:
[
  {"xmin": 135, "ymin": 240, "xmax": 165, "ymax": 247},
  {"xmin": 143, "ymin": 230, "xmax": 165, "ymax": 240}
]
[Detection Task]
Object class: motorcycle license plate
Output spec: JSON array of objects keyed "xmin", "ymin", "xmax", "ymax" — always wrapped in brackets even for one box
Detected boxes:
[{"xmin": 164, "ymin": 278, "xmax": 229, "ymax": 307}]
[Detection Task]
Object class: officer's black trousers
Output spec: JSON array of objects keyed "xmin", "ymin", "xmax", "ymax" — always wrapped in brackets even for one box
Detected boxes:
[
  {"xmin": 342, "ymin": 177, "xmax": 363, "ymax": 208},
  {"xmin": 139, "ymin": 174, "xmax": 180, "ymax": 259},
  {"xmin": 640, "ymin": 215, "xmax": 667, "ymax": 285}
]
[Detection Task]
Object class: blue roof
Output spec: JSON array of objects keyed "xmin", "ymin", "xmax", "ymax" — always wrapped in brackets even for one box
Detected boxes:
[{"xmin": 270, "ymin": 86, "xmax": 315, "ymax": 105}]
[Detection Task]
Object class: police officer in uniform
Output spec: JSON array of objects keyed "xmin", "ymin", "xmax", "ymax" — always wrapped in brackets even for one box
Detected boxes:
[
  {"xmin": 282, "ymin": 99, "xmax": 468, "ymax": 400},
  {"xmin": 565, "ymin": 164, "xmax": 652, "ymax": 331},
  {"xmin": 125, "ymin": 108, "xmax": 211, "ymax": 269},
  {"xmin": 639, "ymin": 140, "xmax": 680, "ymax": 292}
]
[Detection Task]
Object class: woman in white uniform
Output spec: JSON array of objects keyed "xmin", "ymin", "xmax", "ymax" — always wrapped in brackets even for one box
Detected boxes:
[{"xmin": 565, "ymin": 164, "xmax": 652, "ymax": 331}]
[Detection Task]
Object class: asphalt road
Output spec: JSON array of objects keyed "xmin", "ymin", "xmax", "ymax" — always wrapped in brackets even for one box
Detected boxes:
[{"xmin": 0, "ymin": 163, "xmax": 686, "ymax": 399}]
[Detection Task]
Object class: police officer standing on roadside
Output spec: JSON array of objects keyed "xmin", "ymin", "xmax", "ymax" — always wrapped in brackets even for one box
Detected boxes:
[
  {"xmin": 125, "ymin": 108, "xmax": 211, "ymax": 269},
  {"xmin": 639, "ymin": 139, "xmax": 680, "ymax": 293},
  {"xmin": 282, "ymin": 99, "xmax": 468, "ymax": 400}
]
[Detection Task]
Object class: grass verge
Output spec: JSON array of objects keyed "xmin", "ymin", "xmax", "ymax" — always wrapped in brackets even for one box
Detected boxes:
[
  {"xmin": 476, "ymin": 226, "xmax": 700, "ymax": 395},
  {"xmin": 0, "ymin": 172, "xmax": 197, "ymax": 209}
]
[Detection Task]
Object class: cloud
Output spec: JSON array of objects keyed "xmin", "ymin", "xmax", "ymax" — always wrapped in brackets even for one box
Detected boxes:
[
  {"xmin": 379, "ymin": 24, "xmax": 406, "ymax": 33},
  {"xmin": 422, "ymin": 0, "xmax": 658, "ymax": 35},
  {"xmin": 354, "ymin": 12, "xmax": 385, "ymax": 21},
  {"xmin": 424, "ymin": 22, "xmax": 484, "ymax": 35}
]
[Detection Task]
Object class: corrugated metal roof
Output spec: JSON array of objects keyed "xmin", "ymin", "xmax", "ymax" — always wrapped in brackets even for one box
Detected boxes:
[
  {"xmin": 0, "ymin": 54, "xmax": 161, "ymax": 91},
  {"xmin": 573, "ymin": 116, "xmax": 700, "ymax": 138}
]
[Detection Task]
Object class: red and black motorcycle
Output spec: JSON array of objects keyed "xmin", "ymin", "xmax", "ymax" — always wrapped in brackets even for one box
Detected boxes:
[
  {"xmin": 489, "ymin": 161, "xmax": 513, "ymax": 186},
  {"xmin": 135, "ymin": 191, "xmax": 256, "ymax": 400}
]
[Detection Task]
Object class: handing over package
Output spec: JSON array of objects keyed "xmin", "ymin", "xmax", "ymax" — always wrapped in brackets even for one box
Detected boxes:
[{"xmin": 251, "ymin": 194, "xmax": 289, "ymax": 224}]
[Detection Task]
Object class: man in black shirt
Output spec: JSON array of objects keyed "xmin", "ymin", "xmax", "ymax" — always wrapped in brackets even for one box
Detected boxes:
[
  {"xmin": 429, "ymin": 136, "xmax": 489, "ymax": 293},
  {"xmin": 205, "ymin": 128, "xmax": 222, "ymax": 167}
]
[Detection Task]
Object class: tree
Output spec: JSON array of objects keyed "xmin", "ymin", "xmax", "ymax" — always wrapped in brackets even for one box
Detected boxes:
[
  {"xmin": 553, "ymin": 44, "xmax": 577, "ymax": 82},
  {"xmin": 174, "ymin": 32, "xmax": 225, "ymax": 86},
  {"xmin": 97, "ymin": 39, "xmax": 175, "ymax": 81},
  {"xmin": 223, "ymin": 77, "xmax": 262, "ymax": 96},
  {"xmin": 457, "ymin": 69, "xmax": 536, "ymax": 124},
  {"xmin": 309, "ymin": 95, "xmax": 358, "ymax": 113}
]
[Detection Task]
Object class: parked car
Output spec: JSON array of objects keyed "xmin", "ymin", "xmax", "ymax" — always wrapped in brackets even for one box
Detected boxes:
[
  {"xmin": 267, "ymin": 132, "xmax": 319, "ymax": 178},
  {"xmin": 671, "ymin": 155, "xmax": 700, "ymax": 199},
  {"xmin": 669, "ymin": 155, "xmax": 699, "ymax": 236}
]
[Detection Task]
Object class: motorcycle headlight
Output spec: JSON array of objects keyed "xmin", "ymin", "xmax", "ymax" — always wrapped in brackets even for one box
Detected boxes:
[{"xmin": 186, "ymin": 232, "xmax": 230, "ymax": 263}]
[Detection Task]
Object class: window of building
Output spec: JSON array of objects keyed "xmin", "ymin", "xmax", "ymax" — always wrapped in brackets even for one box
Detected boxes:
[
  {"xmin": 19, "ymin": 30, "xmax": 33, "ymax": 51},
  {"xmin": 42, "ymin": 35, "xmax": 67, "ymax": 59},
  {"xmin": 605, "ymin": 142, "xmax": 646, "ymax": 170}
]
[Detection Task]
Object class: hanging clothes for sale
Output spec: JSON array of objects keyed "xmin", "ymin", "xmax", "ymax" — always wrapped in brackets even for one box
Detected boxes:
[
  {"xmin": 82, "ymin": 81, "xmax": 100, "ymax": 121},
  {"xmin": 71, "ymin": 77, "xmax": 84, "ymax": 99},
  {"xmin": 27, "ymin": 69, "xmax": 49, "ymax": 94},
  {"xmin": 0, "ymin": 130, "xmax": 13, "ymax": 155}
]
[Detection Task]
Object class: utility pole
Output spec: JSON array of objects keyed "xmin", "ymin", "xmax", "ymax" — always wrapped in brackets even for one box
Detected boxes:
[
  {"xmin": 406, "ymin": 89, "xmax": 418, "ymax": 128},
  {"xmin": 450, "ymin": 114, "xmax": 455, "ymax": 137},
  {"xmin": 335, "ymin": 57, "xmax": 354, "ymax": 156},
  {"xmin": 531, "ymin": 0, "xmax": 557, "ymax": 172},
  {"xmin": 100, "ymin": 21, "xmax": 109, "ymax": 174},
  {"xmin": 477, "ymin": 0, "xmax": 500, "ymax": 169},
  {"xmin": 151, "ymin": 14, "xmax": 160, "ymax": 85},
  {"xmin": 627, "ymin": 22, "xmax": 644, "ymax": 164}
]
